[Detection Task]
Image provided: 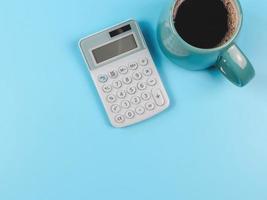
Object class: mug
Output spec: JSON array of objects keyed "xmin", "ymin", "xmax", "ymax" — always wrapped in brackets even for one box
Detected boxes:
[{"xmin": 157, "ymin": 0, "xmax": 255, "ymax": 87}]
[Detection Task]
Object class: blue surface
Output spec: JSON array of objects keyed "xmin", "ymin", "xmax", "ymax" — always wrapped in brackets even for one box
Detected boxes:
[{"xmin": 0, "ymin": 0, "xmax": 267, "ymax": 199}]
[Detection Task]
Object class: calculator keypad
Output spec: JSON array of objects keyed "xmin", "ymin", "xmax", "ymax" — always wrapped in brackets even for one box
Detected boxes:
[
  {"xmin": 143, "ymin": 67, "xmax": 153, "ymax": 76},
  {"xmin": 135, "ymin": 106, "xmax": 145, "ymax": 115},
  {"xmin": 98, "ymin": 74, "xmax": 108, "ymax": 83},
  {"xmin": 118, "ymin": 66, "xmax": 128, "ymax": 74},
  {"xmin": 106, "ymin": 94, "xmax": 116, "ymax": 103},
  {"xmin": 111, "ymin": 104, "xmax": 121, "ymax": 113},
  {"xmin": 112, "ymin": 80, "xmax": 122, "ymax": 89},
  {"xmin": 139, "ymin": 57, "xmax": 148, "ymax": 66},
  {"xmin": 123, "ymin": 76, "xmax": 132, "ymax": 85},
  {"xmin": 102, "ymin": 85, "xmax": 112, "ymax": 93},
  {"xmin": 128, "ymin": 62, "xmax": 138, "ymax": 70},
  {"xmin": 108, "ymin": 70, "xmax": 118, "ymax": 79},
  {"xmin": 115, "ymin": 114, "xmax": 125, "ymax": 123},
  {"xmin": 96, "ymin": 56, "xmax": 168, "ymax": 126}
]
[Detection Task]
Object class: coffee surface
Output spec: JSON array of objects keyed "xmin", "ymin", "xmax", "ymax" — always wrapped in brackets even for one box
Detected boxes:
[{"xmin": 174, "ymin": 0, "xmax": 229, "ymax": 49}]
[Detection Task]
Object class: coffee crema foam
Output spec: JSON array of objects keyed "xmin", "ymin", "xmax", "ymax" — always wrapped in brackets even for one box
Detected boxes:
[
  {"xmin": 221, "ymin": 0, "xmax": 239, "ymax": 46},
  {"xmin": 173, "ymin": 0, "xmax": 239, "ymax": 48}
]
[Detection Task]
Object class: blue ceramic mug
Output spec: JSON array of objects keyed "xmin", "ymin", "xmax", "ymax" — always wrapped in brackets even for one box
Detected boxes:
[{"xmin": 158, "ymin": 0, "xmax": 255, "ymax": 87}]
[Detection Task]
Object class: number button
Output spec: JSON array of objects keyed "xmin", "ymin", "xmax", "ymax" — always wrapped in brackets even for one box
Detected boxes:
[
  {"xmin": 121, "ymin": 100, "xmax": 130, "ymax": 109},
  {"xmin": 128, "ymin": 62, "xmax": 138, "ymax": 70},
  {"xmin": 115, "ymin": 115, "xmax": 125, "ymax": 123},
  {"xmin": 143, "ymin": 68, "xmax": 153, "ymax": 76},
  {"xmin": 127, "ymin": 86, "xmax": 136, "ymax": 95},
  {"xmin": 137, "ymin": 82, "xmax": 146, "ymax": 90},
  {"xmin": 111, "ymin": 104, "xmax": 121, "ymax": 113},
  {"xmin": 98, "ymin": 74, "xmax": 108, "ymax": 83},
  {"xmin": 147, "ymin": 78, "xmax": 157, "ymax": 86},
  {"xmin": 123, "ymin": 76, "xmax": 132, "ymax": 85},
  {"xmin": 135, "ymin": 106, "xmax": 145, "ymax": 115},
  {"xmin": 107, "ymin": 94, "xmax": 116, "ymax": 103},
  {"xmin": 125, "ymin": 110, "xmax": 135, "ymax": 119},
  {"xmin": 141, "ymin": 91, "xmax": 151, "ymax": 101},
  {"xmin": 132, "ymin": 71, "xmax": 142, "ymax": 80},
  {"xmin": 152, "ymin": 89, "xmax": 165, "ymax": 106},
  {"xmin": 118, "ymin": 66, "xmax": 128, "ymax": 74},
  {"xmin": 131, "ymin": 96, "xmax": 141, "ymax": 105},
  {"xmin": 112, "ymin": 80, "xmax": 122, "ymax": 89},
  {"xmin": 117, "ymin": 90, "xmax": 126, "ymax": 99},
  {"xmin": 145, "ymin": 102, "xmax": 155, "ymax": 111},
  {"xmin": 108, "ymin": 70, "xmax": 118, "ymax": 79},
  {"xmin": 102, "ymin": 85, "xmax": 112, "ymax": 93},
  {"xmin": 139, "ymin": 57, "xmax": 148, "ymax": 66}
]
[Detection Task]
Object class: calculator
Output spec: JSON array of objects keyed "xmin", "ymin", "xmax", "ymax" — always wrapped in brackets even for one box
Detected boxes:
[{"xmin": 79, "ymin": 19, "xmax": 170, "ymax": 128}]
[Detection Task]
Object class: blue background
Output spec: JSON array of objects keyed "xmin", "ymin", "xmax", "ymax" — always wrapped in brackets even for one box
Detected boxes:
[{"xmin": 0, "ymin": 0, "xmax": 267, "ymax": 199}]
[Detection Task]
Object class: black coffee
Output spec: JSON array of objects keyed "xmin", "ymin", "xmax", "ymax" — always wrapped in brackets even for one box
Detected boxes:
[{"xmin": 174, "ymin": 0, "xmax": 233, "ymax": 49}]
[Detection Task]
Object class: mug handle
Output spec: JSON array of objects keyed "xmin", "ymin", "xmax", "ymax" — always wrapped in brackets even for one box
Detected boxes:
[{"xmin": 215, "ymin": 44, "xmax": 255, "ymax": 87}]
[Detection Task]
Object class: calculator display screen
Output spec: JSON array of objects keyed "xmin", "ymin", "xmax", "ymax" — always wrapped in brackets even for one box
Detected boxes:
[{"xmin": 92, "ymin": 34, "xmax": 137, "ymax": 64}]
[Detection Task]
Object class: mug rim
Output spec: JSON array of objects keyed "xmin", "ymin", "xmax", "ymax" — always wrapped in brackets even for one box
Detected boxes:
[{"xmin": 170, "ymin": 0, "xmax": 243, "ymax": 53}]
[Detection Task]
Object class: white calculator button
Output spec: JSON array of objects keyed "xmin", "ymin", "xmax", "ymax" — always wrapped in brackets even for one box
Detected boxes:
[
  {"xmin": 131, "ymin": 96, "xmax": 141, "ymax": 105},
  {"xmin": 141, "ymin": 91, "xmax": 151, "ymax": 101},
  {"xmin": 143, "ymin": 68, "xmax": 153, "ymax": 76},
  {"xmin": 107, "ymin": 94, "xmax": 116, "ymax": 103},
  {"xmin": 118, "ymin": 66, "xmax": 128, "ymax": 74},
  {"xmin": 147, "ymin": 78, "xmax": 157, "ymax": 86},
  {"xmin": 98, "ymin": 74, "xmax": 108, "ymax": 83},
  {"xmin": 145, "ymin": 102, "xmax": 155, "ymax": 111},
  {"xmin": 112, "ymin": 80, "xmax": 122, "ymax": 89},
  {"xmin": 123, "ymin": 76, "xmax": 132, "ymax": 85},
  {"xmin": 128, "ymin": 62, "xmax": 138, "ymax": 70},
  {"xmin": 152, "ymin": 89, "xmax": 165, "ymax": 106},
  {"xmin": 135, "ymin": 106, "xmax": 145, "ymax": 115},
  {"xmin": 102, "ymin": 84, "xmax": 112, "ymax": 93},
  {"xmin": 108, "ymin": 70, "xmax": 118, "ymax": 79},
  {"xmin": 125, "ymin": 110, "xmax": 135, "ymax": 119},
  {"xmin": 132, "ymin": 72, "xmax": 142, "ymax": 80},
  {"xmin": 137, "ymin": 82, "xmax": 146, "ymax": 91},
  {"xmin": 139, "ymin": 57, "xmax": 148, "ymax": 66},
  {"xmin": 111, "ymin": 104, "xmax": 121, "ymax": 113},
  {"xmin": 121, "ymin": 100, "xmax": 130, "ymax": 109},
  {"xmin": 127, "ymin": 86, "xmax": 137, "ymax": 95},
  {"xmin": 117, "ymin": 90, "xmax": 126, "ymax": 99},
  {"xmin": 115, "ymin": 114, "xmax": 125, "ymax": 123}
]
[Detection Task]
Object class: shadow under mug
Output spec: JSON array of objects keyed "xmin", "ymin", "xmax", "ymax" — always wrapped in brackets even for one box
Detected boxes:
[{"xmin": 157, "ymin": 0, "xmax": 255, "ymax": 87}]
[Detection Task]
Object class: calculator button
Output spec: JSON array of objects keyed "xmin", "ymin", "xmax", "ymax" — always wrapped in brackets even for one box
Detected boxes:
[
  {"xmin": 145, "ymin": 102, "xmax": 155, "ymax": 111},
  {"xmin": 118, "ymin": 66, "xmax": 128, "ymax": 74},
  {"xmin": 98, "ymin": 74, "xmax": 108, "ymax": 83},
  {"xmin": 125, "ymin": 110, "xmax": 135, "ymax": 119},
  {"xmin": 141, "ymin": 91, "xmax": 151, "ymax": 101},
  {"xmin": 137, "ymin": 82, "xmax": 146, "ymax": 91},
  {"xmin": 152, "ymin": 89, "xmax": 165, "ymax": 106},
  {"xmin": 123, "ymin": 76, "xmax": 132, "ymax": 85},
  {"xmin": 143, "ymin": 68, "xmax": 153, "ymax": 76},
  {"xmin": 132, "ymin": 72, "xmax": 142, "ymax": 80},
  {"xmin": 127, "ymin": 86, "xmax": 136, "ymax": 95},
  {"xmin": 112, "ymin": 80, "xmax": 122, "ymax": 89},
  {"xmin": 108, "ymin": 70, "xmax": 118, "ymax": 79},
  {"xmin": 115, "ymin": 115, "xmax": 125, "ymax": 123},
  {"xmin": 131, "ymin": 96, "xmax": 141, "ymax": 105},
  {"xmin": 102, "ymin": 85, "xmax": 112, "ymax": 93},
  {"xmin": 139, "ymin": 57, "xmax": 148, "ymax": 66},
  {"xmin": 111, "ymin": 104, "xmax": 121, "ymax": 113},
  {"xmin": 135, "ymin": 106, "xmax": 145, "ymax": 115},
  {"xmin": 117, "ymin": 90, "xmax": 126, "ymax": 99},
  {"xmin": 107, "ymin": 94, "xmax": 116, "ymax": 103},
  {"xmin": 121, "ymin": 100, "xmax": 130, "ymax": 109},
  {"xmin": 147, "ymin": 78, "xmax": 157, "ymax": 86},
  {"xmin": 128, "ymin": 62, "xmax": 138, "ymax": 70}
]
